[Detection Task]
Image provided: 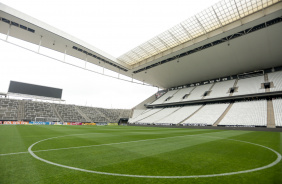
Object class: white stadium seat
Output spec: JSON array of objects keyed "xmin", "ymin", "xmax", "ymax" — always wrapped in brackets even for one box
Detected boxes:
[
  {"xmin": 219, "ymin": 100, "xmax": 267, "ymax": 126},
  {"xmin": 268, "ymin": 71, "xmax": 282, "ymax": 92},
  {"xmin": 182, "ymin": 103, "xmax": 229, "ymax": 125},
  {"xmin": 155, "ymin": 105, "xmax": 202, "ymax": 125},
  {"xmin": 272, "ymin": 98, "xmax": 282, "ymax": 127}
]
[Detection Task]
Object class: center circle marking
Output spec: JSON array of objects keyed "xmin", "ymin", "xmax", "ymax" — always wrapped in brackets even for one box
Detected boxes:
[{"xmin": 28, "ymin": 133, "xmax": 282, "ymax": 178}]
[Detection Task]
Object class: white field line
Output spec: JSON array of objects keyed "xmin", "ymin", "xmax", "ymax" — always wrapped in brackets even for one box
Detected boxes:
[
  {"xmin": 0, "ymin": 130, "xmax": 227, "ymax": 156},
  {"xmin": 0, "ymin": 151, "xmax": 30, "ymax": 156},
  {"xmin": 27, "ymin": 132, "xmax": 282, "ymax": 178}
]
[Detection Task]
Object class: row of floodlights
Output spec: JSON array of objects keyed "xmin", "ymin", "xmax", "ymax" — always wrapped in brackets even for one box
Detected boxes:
[
  {"xmin": 0, "ymin": 17, "xmax": 35, "ymax": 33},
  {"xmin": 72, "ymin": 46, "xmax": 128, "ymax": 72}
]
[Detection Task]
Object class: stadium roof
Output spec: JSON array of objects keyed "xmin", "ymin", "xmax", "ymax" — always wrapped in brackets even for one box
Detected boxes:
[
  {"xmin": 117, "ymin": 0, "xmax": 281, "ymax": 66},
  {"xmin": 0, "ymin": 0, "xmax": 282, "ymax": 89}
]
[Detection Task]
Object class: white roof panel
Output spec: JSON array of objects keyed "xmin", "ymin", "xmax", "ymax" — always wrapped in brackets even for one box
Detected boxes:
[{"xmin": 117, "ymin": 0, "xmax": 280, "ymax": 66}]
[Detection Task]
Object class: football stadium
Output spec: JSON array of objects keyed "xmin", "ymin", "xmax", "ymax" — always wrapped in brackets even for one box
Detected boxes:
[{"xmin": 0, "ymin": 0, "xmax": 282, "ymax": 183}]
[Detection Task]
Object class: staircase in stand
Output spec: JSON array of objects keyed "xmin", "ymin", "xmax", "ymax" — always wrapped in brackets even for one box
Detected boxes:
[
  {"xmin": 95, "ymin": 109, "xmax": 112, "ymax": 123},
  {"xmin": 267, "ymin": 99, "xmax": 276, "ymax": 128},
  {"xmin": 75, "ymin": 106, "xmax": 93, "ymax": 123},
  {"xmin": 202, "ymin": 83, "xmax": 215, "ymax": 99},
  {"xmin": 155, "ymin": 107, "xmax": 180, "ymax": 124},
  {"xmin": 229, "ymin": 79, "xmax": 238, "ymax": 96},
  {"xmin": 213, "ymin": 103, "xmax": 233, "ymax": 126},
  {"xmin": 132, "ymin": 108, "xmax": 163, "ymax": 123},
  {"xmin": 178, "ymin": 105, "xmax": 205, "ymax": 125},
  {"xmin": 51, "ymin": 103, "xmax": 64, "ymax": 122},
  {"xmin": 264, "ymin": 74, "xmax": 270, "ymax": 92},
  {"xmin": 17, "ymin": 100, "xmax": 25, "ymax": 121}
]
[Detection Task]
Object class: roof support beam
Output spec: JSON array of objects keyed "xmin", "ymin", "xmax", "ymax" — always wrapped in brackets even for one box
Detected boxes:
[
  {"xmin": 118, "ymin": 57, "xmax": 131, "ymax": 65},
  {"xmin": 180, "ymin": 23, "xmax": 195, "ymax": 43},
  {"xmin": 38, "ymin": 35, "xmax": 42, "ymax": 53},
  {"xmin": 212, "ymin": 6, "xmax": 224, "ymax": 32},
  {"xmin": 168, "ymin": 31, "xmax": 181, "ymax": 44},
  {"xmin": 125, "ymin": 54, "xmax": 135, "ymax": 62},
  {"xmin": 234, "ymin": 0, "xmax": 243, "ymax": 25},
  {"xmin": 102, "ymin": 61, "xmax": 105, "ymax": 74},
  {"xmin": 6, "ymin": 24, "xmax": 11, "ymax": 41},
  {"xmin": 195, "ymin": 16, "xmax": 208, "ymax": 38},
  {"xmin": 63, "ymin": 45, "xmax": 67, "ymax": 62},
  {"xmin": 85, "ymin": 55, "xmax": 87, "ymax": 68},
  {"xmin": 148, "ymin": 42, "xmax": 161, "ymax": 52},
  {"xmin": 157, "ymin": 36, "xmax": 170, "ymax": 49},
  {"xmin": 139, "ymin": 46, "xmax": 151, "ymax": 55},
  {"xmin": 261, "ymin": 0, "xmax": 266, "ymax": 16},
  {"xmin": 132, "ymin": 50, "xmax": 145, "ymax": 60}
]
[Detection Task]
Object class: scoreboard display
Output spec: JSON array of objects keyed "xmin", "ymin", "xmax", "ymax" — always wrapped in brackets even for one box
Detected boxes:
[{"xmin": 8, "ymin": 81, "xmax": 62, "ymax": 99}]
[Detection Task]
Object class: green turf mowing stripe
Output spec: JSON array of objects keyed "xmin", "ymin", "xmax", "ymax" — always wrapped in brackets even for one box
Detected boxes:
[
  {"xmin": 27, "ymin": 131, "xmax": 281, "ymax": 178},
  {"xmin": 1, "ymin": 126, "xmax": 281, "ymax": 184}
]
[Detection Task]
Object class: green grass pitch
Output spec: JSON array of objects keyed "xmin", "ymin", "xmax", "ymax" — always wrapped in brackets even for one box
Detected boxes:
[{"xmin": 0, "ymin": 125, "xmax": 281, "ymax": 184}]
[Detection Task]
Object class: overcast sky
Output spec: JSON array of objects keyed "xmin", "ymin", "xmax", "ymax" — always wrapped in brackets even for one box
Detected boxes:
[{"xmin": 0, "ymin": 0, "xmax": 220, "ymax": 109}]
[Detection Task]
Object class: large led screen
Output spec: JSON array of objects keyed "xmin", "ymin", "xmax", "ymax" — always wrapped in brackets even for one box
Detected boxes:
[{"xmin": 8, "ymin": 81, "xmax": 62, "ymax": 99}]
